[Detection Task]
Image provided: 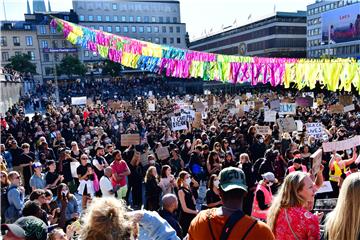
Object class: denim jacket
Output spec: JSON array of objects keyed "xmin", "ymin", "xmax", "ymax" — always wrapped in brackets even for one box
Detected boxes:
[{"xmin": 139, "ymin": 211, "xmax": 180, "ymax": 240}]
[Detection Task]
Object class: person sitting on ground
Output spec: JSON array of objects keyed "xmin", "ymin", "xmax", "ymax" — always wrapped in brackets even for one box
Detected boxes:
[
  {"xmin": 205, "ymin": 174, "xmax": 222, "ymax": 208},
  {"xmin": 159, "ymin": 193, "xmax": 183, "ymax": 239},
  {"xmin": 22, "ymin": 200, "xmax": 49, "ymax": 225},
  {"xmin": 29, "ymin": 162, "xmax": 47, "ymax": 191}
]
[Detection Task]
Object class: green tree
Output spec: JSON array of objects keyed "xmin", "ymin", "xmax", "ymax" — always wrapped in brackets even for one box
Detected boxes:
[
  {"xmin": 56, "ymin": 55, "xmax": 87, "ymax": 77},
  {"xmin": 5, "ymin": 53, "xmax": 37, "ymax": 74},
  {"xmin": 101, "ymin": 59, "xmax": 123, "ymax": 77}
]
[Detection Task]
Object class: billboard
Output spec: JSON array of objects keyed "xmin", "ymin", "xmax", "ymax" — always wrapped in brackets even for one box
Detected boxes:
[{"xmin": 322, "ymin": 3, "xmax": 360, "ymax": 44}]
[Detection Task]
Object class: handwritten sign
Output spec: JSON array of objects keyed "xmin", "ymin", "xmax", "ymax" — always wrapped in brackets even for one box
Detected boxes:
[
  {"xmin": 156, "ymin": 147, "xmax": 170, "ymax": 160},
  {"xmin": 70, "ymin": 161, "xmax": 81, "ymax": 178},
  {"xmin": 302, "ymin": 92, "xmax": 314, "ymax": 98},
  {"xmin": 311, "ymin": 149, "xmax": 323, "ymax": 175},
  {"xmin": 121, "ymin": 134, "xmax": 141, "ymax": 146},
  {"xmin": 277, "ymin": 117, "xmax": 297, "ymax": 133},
  {"xmin": 270, "ymin": 100, "xmax": 280, "ymax": 111},
  {"xmin": 279, "ymin": 103, "xmax": 296, "ymax": 115},
  {"xmin": 171, "ymin": 116, "xmax": 188, "ymax": 131},
  {"xmin": 306, "ymin": 123, "xmax": 324, "ymax": 139},
  {"xmin": 180, "ymin": 109, "xmax": 195, "ymax": 122},
  {"xmin": 148, "ymin": 103, "xmax": 155, "ymax": 111},
  {"xmin": 256, "ymin": 126, "xmax": 272, "ymax": 135},
  {"xmin": 192, "ymin": 112, "xmax": 202, "ymax": 128},
  {"xmin": 315, "ymin": 181, "xmax": 333, "ymax": 194},
  {"xmin": 322, "ymin": 135, "xmax": 360, "ymax": 152},
  {"xmin": 344, "ymin": 104, "xmax": 355, "ymax": 113},
  {"xmin": 264, "ymin": 110, "xmax": 277, "ymax": 122},
  {"xmin": 339, "ymin": 95, "xmax": 352, "ymax": 106},
  {"xmin": 329, "ymin": 104, "xmax": 344, "ymax": 114},
  {"xmin": 295, "ymin": 120, "xmax": 304, "ymax": 132},
  {"xmin": 71, "ymin": 96, "xmax": 87, "ymax": 105},
  {"xmin": 193, "ymin": 102, "xmax": 205, "ymax": 112},
  {"xmin": 295, "ymin": 97, "xmax": 313, "ymax": 107}
]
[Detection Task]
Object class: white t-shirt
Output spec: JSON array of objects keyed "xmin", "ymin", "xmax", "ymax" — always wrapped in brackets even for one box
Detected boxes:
[{"xmin": 100, "ymin": 176, "xmax": 114, "ymax": 198}]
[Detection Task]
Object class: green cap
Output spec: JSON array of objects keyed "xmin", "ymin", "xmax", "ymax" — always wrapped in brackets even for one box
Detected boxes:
[{"xmin": 219, "ymin": 167, "xmax": 248, "ymax": 192}]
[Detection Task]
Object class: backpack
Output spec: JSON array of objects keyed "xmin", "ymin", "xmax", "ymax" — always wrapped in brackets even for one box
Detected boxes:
[{"xmin": 4, "ymin": 186, "xmax": 22, "ymax": 223}]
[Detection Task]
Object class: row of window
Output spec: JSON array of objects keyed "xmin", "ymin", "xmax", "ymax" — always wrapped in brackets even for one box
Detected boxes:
[
  {"xmin": 308, "ymin": 0, "xmax": 359, "ymax": 16},
  {"xmin": 91, "ymin": 25, "xmax": 181, "ymax": 34},
  {"xmin": 308, "ymin": 44, "xmax": 360, "ymax": 57},
  {"xmin": 1, "ymin": 51, "xmax": 35, "ymax": 61},
  {"xmin": 39, "ymin": 25, "xmax": 57, "ymax": 35},
  {"xmin": 308, "ymin": 39, "xmax": 322, "ymax": 47},
  {"xmin": 80, "ymin": 15, "xmax": 178, "ymax": 24},
  {"xmin": 1, "ymin": 36, "xmax": 33, "ymax": 47},
  {"xmin": 307, "ymin": 28, "xmax": 321, "ymax": 36},
  {"xmin": 307, "ymin": 17, "xmax": 321, "ymax": 26},
  {"xmin": 77, "ymin": 2, "xmax": 177, "ymax": 13}
]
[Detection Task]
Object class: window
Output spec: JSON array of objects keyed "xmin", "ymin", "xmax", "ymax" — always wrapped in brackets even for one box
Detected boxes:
[
  {"xmin": 45, "ymin": 67, "xmax": 53, "ymax": 75},
  {"xmin": 43, "ymin": 53, "xmax": 50, "ymax": 62},
  {"xmin": 26, "ymin": 36, "xmax": 33, "ymax": 46},
  {"xmin": 176, "ymin": 26, "xmax": 180, "ymax": 33},
  {"xmin": 13, "ymin": 37, "xmax": 20, "ymax": 46},
  {"xmin": 147, "ymin": 38, "xmax": 152, "ymax": 42},
  {"xmin": 1, "ymin": 36, "xmax": 7, "ymax": 46},
  {"xmin": 129, "ymin": 16, "xmax": 134, "ymax": 22},
  {"xmin": 177, "ymin": 38, "xmax": 181, "ymax": 44},
  {"xmin": 170, "ymin": 37, "xmax": 174, "ymax": 44},
  {"xmin": 15, "ymin": 51, "xmax": 21, "ymax": 56},
  {"xmin": 173, "ymin": 17, "xmax": 177, "ymax": 23},
  {"xmin": 154, "ymin": 37, "xmax": 160, "ymax": 43},
  {"xmin": 169, "ymin": 26, "xmax": 173, "ymax": 33},
  {"xmin": 97, "ymin": 15, "xmax": 102, "ymax": 21},
  {"xmin": 121, "ymin": 16, "xmax": 126, "ymax": 22},
  {"xmin": 113, "ymin": 16, "xmax": 118, "ymax": 21},
  {"xmin": 154, "ymin": 26, "xmax": 159, "ymax": 33},
  {"xmin": 131, "ymin": 26, "xmax": 136, "ymax": 32},
  {"xmin": 144, "ymin": 16, "xmax": 149, "ymax": 22},
  {"xmin": 166, "ymin": 17, "xmax": 170, "ymax": 23},
  {"xmin": 28, "ymin": 51, "xmax": 35, "ymax": 60},
  {"xmin": 136, "ymin": 16, "xmax": 141, "ymax": 22},
  {"xmin": 139, "ymin": 26, "xmax": 144, "ymax": 33},
  {"xmin": 54, "ymin": 53, "xmax": 59, "ymax": 61},
  {"xmin": 99, "ymin": 26, "xmax": 104, "ymax": 31},
  {"xmin": 112, "ymin": 3, "xmax": 117, "ymax": 10},
  {"xmin": 92, "ymin": 51, "xmax": 97, "ymax": 56},
  {"xmin": 24, "ymin": 24, "xmax": 31, "ymax": 30},
  {"xmin": 50, "ymin": 27, "xmax": 56, "ymax": 34},
  {"xmin": 105, "ymin": 16, "xmax": 110, "ymax": 21},
  {"xmin": 2, "ymin": 52, "xmax": 9, "ymax": 61},
  {"xmin": 79, "ymin": 15, "xmax": 85, "ymax": 21},
  {"xmin": 41, "ymin": 40, "xmax": 48, "ymax": 48},
  {"xmin": 62, "ymin": 40, "xmax": 68, "ymax": 47},
  {"xmin": 40, "ymin": 26, "xmax": 46, "ymax": 34},
  {"xmin": 90, "ymin": 25, "xmax": 95, "ymax": 29},
  {"xmin": 115, "ymin": 26, "xmax": 120, "ymax": 32},
  {"xmin": 84, "ymin": 50, "xmax": 89, "ymax": 57},
  {"xmin": 107, "ymin": 26, "xmax": 112, "ymax": 32},
  {"xmin": 88, "ymin": 15, "xmax": 94, "ymax": 21},
  {"xmin": 162, "ymin": 26, "xmax": 166, "ymax": 33},
  {"xmin": 151, "ymin": 16, "xmax": 156, "ymax": 22},
  {"xmin": 162, "ymin": 38, "xmax": 167, "ymax": 44},
  {"xmin": 147, "ymin": 26, "xmax": 151, "ymax": 33},
  {"xmin": 64, "ymin": 16, "xmax": 69, "ymax": 21},
  {"xmin": 124, "ymin": 26, "xmax": 129, "ymax": 32},
  {"xmin": 159, "ymin": 16, "xmax": 163, "ymax": 23}
]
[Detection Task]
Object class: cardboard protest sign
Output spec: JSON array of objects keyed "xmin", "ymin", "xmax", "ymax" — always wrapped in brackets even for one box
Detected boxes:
[
  {"xmin": 339, "ymin": 95, "xmax": 352, "ymax": 106},
  {"xmin": 306, "ymin": 123, "xmax": 324, "ymax": 139},
  {"xmin": 86, "ymin": 98, "xmax": 94, "ymax": 107},
  {"xmin": 255, "ymin": 101, "xmax": 264, "ymax": 110},
  {"xmin": 279, "ymin": 103, "xmax": 296, "ymax": 115},
  {"xmin": 156, "ymin": 147, "xmax": 170, "ymax": 160},
  {"xmin": 256, "ymin": 126, "xmax": 272, "ymax": 135},
  {"xmin": 238, "ymin": 105, "xmax": 245, "ymax": 117},
  {"xmin": 315, "ymin": 181, "xmax": 333, "ymax": 194},
  {"xmin": 270, "ymin": 100, "xmax": 280, "ymax": 111},
  {"xmin": 235, "ymin": 99, "xmax": 241, "ymax": 107},
  {"xmin": 71, "ymin": 96, "xmax": 87, "ymax": 105},
  {"xmin": 264, "ymin": 110, "xmax": 277, "ymax": 122},
  {"xmin": 295, "ymin": 97, "xmax": 313, "ymax": 107},
  {"xmin": 207, "ymin": 95, "xmax": 214, "ymax": 106},
  {"xmin": 121, "ymin": 134, "xmax": 141, "ymax": 146},
  {"xmin": 192, "ymin": 112, "xmax": 202, "ymax": 128},
  {"xmin": 277, "ymin": 117, "xmax": 297, "ymax": 133},
  {"xmin": 171, "ymin": 115, "xmax": 188, "ymax": 131},
  {"xmin": 344, "ymin": 104, "xmax": 355, "ymax": 113},
  {"xmin": 70, "ymin": 161, "xmax": 81, "ymax": 178},
  {"xmin": 148, "ymin": 103, "xmax": 155, "ymax": 111},
  {"xmin": 322, "ymin": 135, "xmax": 360, "ymax": 152},
  {"xmin": 109, "ymin": 101, "xmax": 122, "ymax": 110},
  {"xmin": 329, "ymin": 104, "xmax": 344, "ymax": 114},
  {"xmin": 310, "ymin": 148, "xmax": 323, "ymax": 175}
]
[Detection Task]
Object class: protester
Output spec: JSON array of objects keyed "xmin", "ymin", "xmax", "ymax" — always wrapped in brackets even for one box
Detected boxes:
[
  {"xmin": 100, "ymin": 167, "xmax": 115, "ymax": 198},
  {"xmin": 29, "ymin": 162, "xmax": 47, "ymax": 191},
  {"xmin": 1, "ymin": 216, "xmax": 48, "ymax": 240},
  {"xmin": 159, "ymin": 193, "xmax": 183, "ymax": 239},
  {"xmin": 159, "ymin": 165, "xmax": 176, "ymax": 195},
  {"xmin": 77, "ymin": 154, "xmax": 95, "ymax": 210},
  {"xmin": 4, "ymin": 171, "xmax": 25, "ymax": 223},
  {"xmin": 252, "ymin": 172, "xmax": 275, "ymax": 222},
  {"xmin": 205, "ymin": 174, "xmax": 222, "ymax": 208},
  {"xmin": 55, "ymin": 183, "xmax": 80, "ymax": 229},
  {"xmin": 110, "ymin": 150, "xmax": 130, "ymax": 200}
]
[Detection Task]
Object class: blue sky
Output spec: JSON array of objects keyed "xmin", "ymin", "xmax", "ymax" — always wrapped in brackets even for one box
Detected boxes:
[{"xmin": 0, "ymin": 0, "xmax": 314, "ymax": 40}]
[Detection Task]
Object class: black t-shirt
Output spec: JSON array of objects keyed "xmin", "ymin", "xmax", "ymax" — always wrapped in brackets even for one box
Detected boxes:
[
  {"xmin": 45, "ymin": 171, "xmax": 59, "ymax": 186},
  {"xmin": 205, "ymin": 188, "xmax": 221, "ymax": 207},
  {"xmin": 77, "ymin": 163, "xmax": 94, "ymax": 181}
]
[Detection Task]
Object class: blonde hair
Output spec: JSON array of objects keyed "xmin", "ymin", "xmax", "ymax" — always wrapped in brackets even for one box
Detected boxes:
[
  {"xmin": 80, "ymin": 198, "xmax": 133, "ymax": 240},
  {"xmin": 267, "ymin": 171, "xmax": 308, "ymax": 231},
  {"xmin": 325, "ymin": 172, "xmax": 360, "ymax": 240},
  {"xmin": 144, "ymin": 166, "xmax": 157, "ymax": 183},
  {"xmin": 176, "ymin": 171, "xmax": 188, "ymax": 188}
]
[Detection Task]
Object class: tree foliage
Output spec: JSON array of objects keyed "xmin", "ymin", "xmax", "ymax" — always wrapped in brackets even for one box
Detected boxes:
[
  {"xmin": 101, "ymin": 59, "xmax": 123, "ymax": 77},
  {"xmin": 5, "ymin": 53, "xmax": 37, "ymax": 74},
  {"xmin": 56, "ymin": 55, "xmax": 87, "ymax": 77}
]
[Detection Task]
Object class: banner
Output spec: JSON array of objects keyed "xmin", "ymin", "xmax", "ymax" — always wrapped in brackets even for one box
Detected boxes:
[
  {"xmin": 121, "ymin": 134, "xmax": 141, "ymax": 146},
  {"xmin": 279, "ymin": 103, "xmax": 296, "ymax": 115},
  {"xmin": 277, "ymin": 117, "xmax": 297, "ymax": 133},
  {"xmin": 256, "ymin": 126, "xmax": 272, "ymax": 135},
  {"xmin": 155, "ymin": 147, "xmax": 170, "ymax": 160},
  {"xmin": 306, "ymin": 122, "xmax": 324, "ymax": 139},
  {"xmin": 264, "ymin": 110, "xmax": 277, "ymax": 122},
  {"xmin": 295, "ymin": 97, "xmax": 313, "ymax": 107},
  {"xmin": 322, "ymin": 135, "xmax": 360, "ymax": 152},
  {"xmin": 171, "ymin": 115, "xmax": 188, "ymax": 131},
  {"xmin": 71, "ymin": 96, "xmax": 87, "ymax": 105},
  {"xmin": 310, "ymin": 148, "xmax": 323, "ymax": 175}
]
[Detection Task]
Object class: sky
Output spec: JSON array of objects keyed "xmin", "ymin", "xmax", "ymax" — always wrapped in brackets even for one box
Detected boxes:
[{"xmin": 0, "ymin": 0, "xmax": 314, "ymax": 40}]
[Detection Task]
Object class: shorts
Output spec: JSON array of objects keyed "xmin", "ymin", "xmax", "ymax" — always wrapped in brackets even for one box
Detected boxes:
[{"xmin": 116, "ymin": 185, "xmax": 128, "ymax": 199}]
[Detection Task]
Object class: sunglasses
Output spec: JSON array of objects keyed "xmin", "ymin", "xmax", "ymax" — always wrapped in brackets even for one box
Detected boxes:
[{"xmin": 14, "ymin": 176, "xmax": 20, "ymax": 179}]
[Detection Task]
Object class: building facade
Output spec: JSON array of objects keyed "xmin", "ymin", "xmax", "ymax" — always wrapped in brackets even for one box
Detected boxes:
[
  {"xmin": 307, "ymin": 0, "xmax": 360, "ymax": 58},
  {"xmin": 0, "ymin": 21, "xmax": 42, "ymax": 81},
  {"xmin": 189, "ymin": 11, "xmax": 307, "ymax": 58},
  {"xmin": 72, "ymin": 0, "xmax": 187, "ymax": 63}
]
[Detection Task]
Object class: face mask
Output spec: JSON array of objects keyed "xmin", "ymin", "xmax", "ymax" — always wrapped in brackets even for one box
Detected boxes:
[
  {"xmin": 346, "ymin": 149, "xmax": 352, "ymax": 155},
  {"xmin": 213, "ymin": 180, "xmax": 220, "ymax": 188},
  {"xmin": 259, "ymin": 139, "xmax": 264, "ymax": 143},
  {"xmin": 185, "ymin": 178, "xmax": 191, "ymax": 186},
  {"xmin": 149, "ymin": 160, "xmax": 155, "ymax": 165},
  {"xmin": 46, "ymin": 200, "xmax": 51, "ymax": 204},
  {"xmin": 62, "ymin": 190, "xmax": 68, "ymax": 196},
  {"xmin": 266, "ymin": 182, "xmax": 273, "ymax": 187}
]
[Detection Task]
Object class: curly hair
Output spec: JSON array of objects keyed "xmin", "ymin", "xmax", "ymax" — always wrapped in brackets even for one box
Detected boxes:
[{"xmin": 79, "ymin": 198, "xmax": 134, "ymax": 240}]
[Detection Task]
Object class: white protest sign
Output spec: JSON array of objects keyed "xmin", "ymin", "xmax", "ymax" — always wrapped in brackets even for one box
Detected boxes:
[
  {"xmin": 148, "ymin": 91, "xmax": 153, "ymax": 97},
  {"xmin": 302, "ymin": 92, "xmax": 314, "ymax": 98},
  {"xmin": 277, "ymin": 117, "xmax": 297, "ymax": 133},
  {"xmin": 279, "ymin": 103, "xmax": 296, "ymax": 115},
  {"xmin": 295, "ymin": 120, "xmax": 304, "ymax": 132},
  {"xmin": 344, "ymin": 104, "xmax": 355, "ymax": 113},
  {"xmin": 270, "ymin": 100, "xmax": 280, "ymax": 111},
  {"xmin": 180, "ymin": 109, "xmax": 195, "ymax": 122},
  {"xmin": 235, "ymin": 99, "xmax": 240, "ymax": 107},
  {"xmin": 71, "ymin": 96, "xmax": 87, "ymax": 105},
  {"xmin": 171, "ymin": 115, "xmax": 188, "ymax": 131},
  {"xmin": 201, "ymin": 112, "xmax": 208, "ymax": 119},
  {"xmin": 311, "ymin": 148, "xmax": 323, "ymax": 175},
  {"xmin": 256, "ymin": 126, "xmax": 272, "ymax": 135},
  {"xmin": 264, "ymin": 110, "xmax": 277, "ymax": 122},
  {"xmin": 229, "ymin": 108, "xmax": 238, "ymax": 116},
  {"xmin": 70, "ymin": 161, "xmax": 81, "ymax": 178},
  {"xmin": 316, "ymin": 181, "xmax": 333, "ymax": 194},
  {"xmin": 322, "ymin": 135, "xmax": 360, "ymax": 152},
  {"xmin": 246, "ymin": 93, "xmax": 252, "ymax": 98},
  {"xmin": 148, "ymin": 103, "xmax": 155, "ymax": 111},
  {"xmin": 306, "ymin": 123, "xmax": 324, "ymax": 139}
]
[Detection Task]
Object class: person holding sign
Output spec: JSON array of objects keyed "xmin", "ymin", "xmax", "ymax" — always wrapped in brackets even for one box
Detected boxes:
[{"xmin": 329, "ymin": 148, "xmax": 357, "ymax": 198}]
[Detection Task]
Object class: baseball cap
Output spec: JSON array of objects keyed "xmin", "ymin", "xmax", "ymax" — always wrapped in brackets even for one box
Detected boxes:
[
  {"xmin": 32, "ymin": 162, "xmax": 42, "ymax": 169},
  {"xmin": 1, "ymin": 216, "xmax": 48, "ymax": 240},
  {"xmin": 219, "ymin": 167, "xmax": 248, "ymax": 192},
  {"xmin": 262, "ymin": 172, "xmax": 276, "ymax": 182}
]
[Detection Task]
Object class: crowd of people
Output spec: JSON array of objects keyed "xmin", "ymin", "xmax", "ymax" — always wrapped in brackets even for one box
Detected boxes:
[{"xmin": 1, "ymin": 84, "xmax": 360, "ymax": 240}]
